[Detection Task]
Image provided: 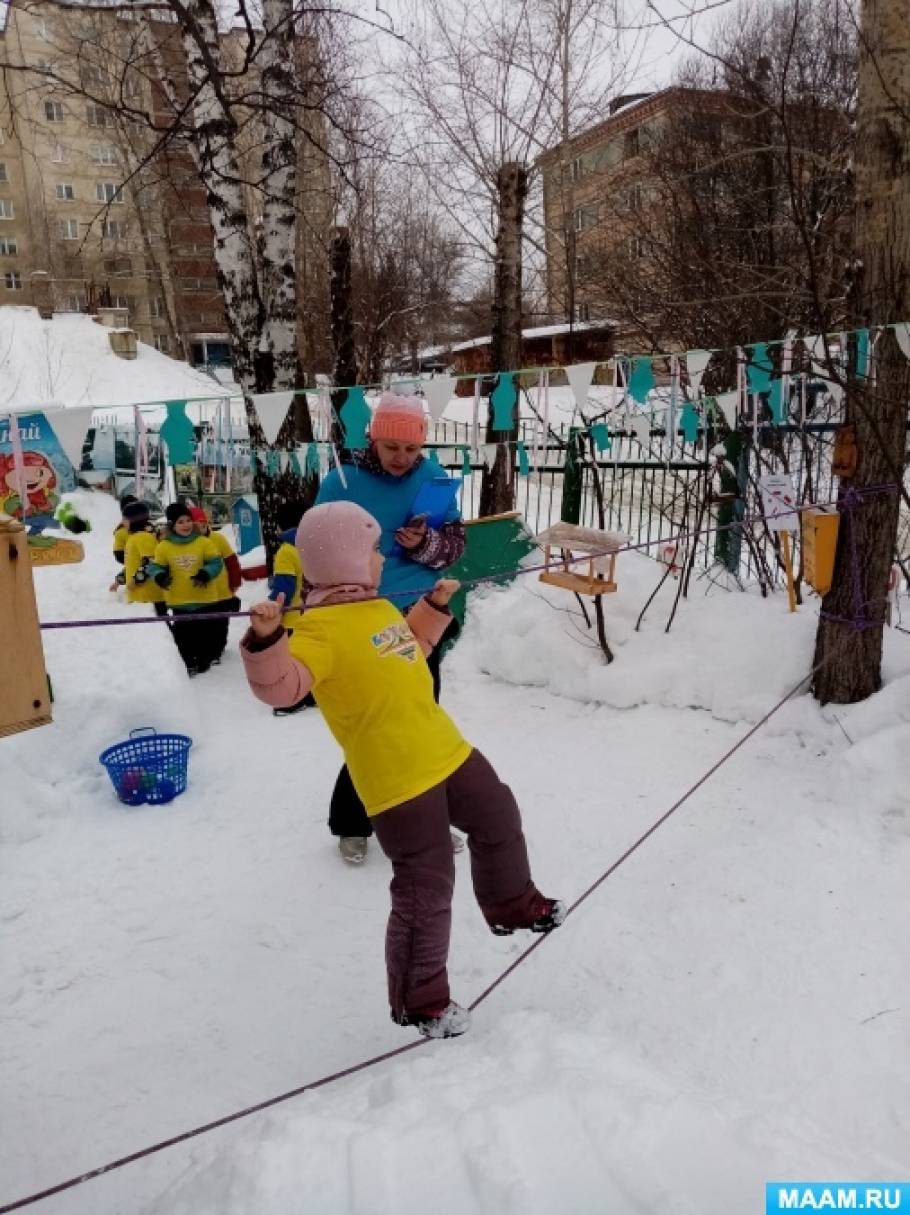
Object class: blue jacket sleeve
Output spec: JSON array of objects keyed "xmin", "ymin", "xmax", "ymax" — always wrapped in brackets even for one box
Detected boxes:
[{"xmin": 269, "ymin": 573, "xmax": 298, "ymax": 603}]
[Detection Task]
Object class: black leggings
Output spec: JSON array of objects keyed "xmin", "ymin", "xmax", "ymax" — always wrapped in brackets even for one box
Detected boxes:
[{"xmin": 328, "ymin": 615, "xmax": 460, "ymax": 838}]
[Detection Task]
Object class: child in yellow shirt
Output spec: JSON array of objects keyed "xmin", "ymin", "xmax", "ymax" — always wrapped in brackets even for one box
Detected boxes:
[
  {"xmin": 189, "ymin": 506, "xmax": 241, "ymax": 665},
  {"xmin": 147, "ymin": 502, "xmax": 223, "ymax": 677},
  {"xmin": 241, "ymin": 501, "xmax": 565, "ymax": 1040}
]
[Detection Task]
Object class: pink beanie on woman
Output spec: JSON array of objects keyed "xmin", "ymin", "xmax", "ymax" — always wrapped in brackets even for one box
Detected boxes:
[
  {"xmin": 296, "ymin": 501, "xmax": 381, "ymax": 594},
  {"xmin": 370, "ymin": 391, "xmax": 428, "ymax": 445}
]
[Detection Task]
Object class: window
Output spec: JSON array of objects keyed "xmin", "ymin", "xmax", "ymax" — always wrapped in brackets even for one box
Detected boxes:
[
  {"xmin": 90, "ymin": 144, "xmax": 118, "ymax": 165},
  {"xmin": 153, "ymin": 334, "xmax": 169, "ymax": 353},
  {"xmin": 104, "ymin": 256, "xmax": 131, "ymax": 275},
  {"xmin": 0, "ymin": 237, "xmax": 17, "ymax": 255},
  {"xmin": 96, "ymin": 181, "xmax": 123, "ymax": 204},
  {"xmin": 621, "ymin": 183, "xmax": 642, "ymax": 212},
  {"xmin": 569, "ymin": 156, "xmax": 584, "ymax": 182},
  {"xmin": 150, "ymin": 296, "xmax": 164, "ymax": 319},
  {"xmin": 110, "ymin": 294, "xmax": 133, "ymax": 311},
  {"xmin": 55, "ymin": 182, "xmax": 75, "ymax": 201},
  {"xmin": 86, "ymin": 104, "xmax": 112, "ymax": 128},
  {"xmin": 45, "ymin": 101, "xmax": 64, "ymax": 123},
  {"xmin": 628, "ymin": 235, "xmax": 645, "ymax": 258},
  {"xmin": 572, "ymin": 206, "xmax": 585, "ymax": 233},
  {"xmin": 574, "ymin": 254, "xmax": 590, "ymax": 281},
  {"xmin": 63, "ymin": 294, "xmax": 84, "ymax": 312},
  {"xmin": 4, "ymin": 270, "xmax": 22, "ymax": 290},
  {"xmin": 51, "ymin": 143, "xmax": 69, "ymax": 164},
  {"xmin": 576, "ymin": 302, "xmax": 590, "ymax": 322},
  {"xmin": 59, "ymin": 218, "xmax": 79, "ymax": 240},
  {"xmin": 103, "ymin": 219, "xmax": 127, "ymax": 239},
  {"xmin": 0, "ymin": 164, "xmax": 6, "ymax": 183},
  {"xmin": 0, "ymin": 199, "xmax": 14, "ymax": 219},
  {"xmin": 623, "ymin": 128, "xmax": 640, "ymax": 159},
  {"xmin": 572, "ymin": 204, "xmax": 598, "ymax": 233}
]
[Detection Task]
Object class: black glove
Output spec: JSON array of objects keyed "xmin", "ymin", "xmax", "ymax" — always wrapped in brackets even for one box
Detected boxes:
[
  {"xmin": 154, "ymin": 570, "xmax": 172, "ymax": 589},
  {"xmin": 133, "ymin": 567, "xmax": 147, "ymax": 585},
  {"xmin": 191, "ymin": 569, "xmax": 211, "ymax": 587}
]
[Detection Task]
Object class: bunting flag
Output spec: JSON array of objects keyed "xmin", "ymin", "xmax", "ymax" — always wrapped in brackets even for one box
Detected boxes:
[
  {"xmin": 713, "ymin": 390, "xmax": 738, "ymax": 430},
  {"xmin": 160, "ymin": 400, "xmax": 196, "ymax": 465},
  {"xmin": 804, "ymin": 333, "xmax": 827, "ymax": 376},
  {"xmin": 461, "ymin": 446, "xmax": 472, "ymax": 477},
  {"xmin": 628, "ymin": 413, "xmax": 650, "ymax": 446},
  {"xmin": 590, "ymin": 422, "xmax": 611, "ymax": 453},
  {"xmin": 423, "ymin": 375, "xmax": 456, "ymax": 422},
  {"xmin": 490, "ymin": 373, "xmax": 518, "ymax": 431},
  {"xmin": 426, "ymin": 448, "xmax": 442, "ymax": 470},
  {"xmin": 279, "ymin": 451, "xmax": 290, "ymax": 474},
  {"xmin": 768, "ymin": 378, "xmax": 786, "ymax": 424},
  {"xmin": 266, "ymin": 450, "xmax": 281, "ymax": 478},
  {"xmin": 339, "ymin": 387, "xmax": 371, "ymax": 450},
  {"xmin": 628, "ymin": 356, "xmax": 654, "ymax": 405},
  {"xmin": 289, "ymin": 450, "xmax": 303, "ymax": 478},
  {"xmin": 306, "ymin": 441, "xmax": 321, "ymax": 478},
  {"xmin": 680, "ymin": 402, "xmax": 700, "ymax": 443},
  {"xmin": 483, "ymin": 443, "xmax": 498, "ymax": 469},
  {"xmin": 685, "ymin": 349, "xmax": 712, "ymax": 397},
  {"xmin": 251, "ymin": 390, "xmax": 294, "ymax": 447},
  {"xmin": 893, "ymin": 322, "xmax": 910, "ymax": 360},
  {"xmin": 746, "ymin": 343, "xmax": 773, "ymax": 395},
  {"xmin": 516, "ymin": 439, "xmax": 530, "ymax": 476},
  {"xmin": 565, "ymin": 361, "xmax": 596, "ymax": 414},
  {"xmin": 855, "ymin": 328, "xmax": 870, "ymax": 379},
  {"xmin": 47, "ymin": 405, "xmax": 95, "ymax": 472}
]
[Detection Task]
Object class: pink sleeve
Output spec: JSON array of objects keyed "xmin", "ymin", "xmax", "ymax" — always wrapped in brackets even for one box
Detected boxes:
[
  {"xmin": 406, "ymin": 598, "xmax": 452, "ymax": 658},
  {"xmin": 240, "ymin": 628, "xmax": 315, "ymax": 708}
]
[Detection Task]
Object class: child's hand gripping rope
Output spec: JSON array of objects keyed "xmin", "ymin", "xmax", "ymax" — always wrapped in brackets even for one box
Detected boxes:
[
  {"xmin": 428, "ymin": 578, "xmax": 460, "ymax": 608},
  {"xmin": 250, "ymin": 592, "xmax": 285, "ymax": 638}
]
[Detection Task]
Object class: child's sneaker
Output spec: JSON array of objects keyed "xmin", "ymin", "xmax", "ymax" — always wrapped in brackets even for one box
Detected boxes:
[
  {"xmin": 397, "ymin": 1002, "xmax": 471, "ymax": 1039},
  {"xmin": 490, "ymin": 896, "xmax": 567, "ymax": 937},
  {"xmin": 338, "ymin": 836, "xmax": 368, "ymax": 864}
]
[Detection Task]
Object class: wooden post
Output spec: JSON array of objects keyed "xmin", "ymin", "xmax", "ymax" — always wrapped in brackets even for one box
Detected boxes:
[
  {"xmin": 780, "ymin": 530, "xmax": 797, "ymax": 614},
  {"xmin": 0, "ymin": 517, "xmax": 52, "ymax": 737}
]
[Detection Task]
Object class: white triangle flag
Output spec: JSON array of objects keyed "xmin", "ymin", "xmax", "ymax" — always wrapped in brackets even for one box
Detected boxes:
[
  {"xmin": 252, "ymin": 390, "xmax": 294, "ymax": 447},
  {"xmin": 804, "ymin": 334, "xmax": 828, "ymax": 377},
  {"xmin": 714, "ymin": 390, "xmax": 738, "ymax": 429},
  {"xmin": 893, "ymin": 322, "xmax": 910, "ymax": 360},
  {"xmin": 483, "ymin": 443, "xmax": 499, "ymax": 469},
  {"xmin": 565, "ymin": 362, "xmax": 597, "ymax": 414},
  {"xmin": 629, "ymin": 414, "xmax": 650, "ymax": 446},
  {"xmin": 685, "ymin": 349, "xmax": 712, "ymax": 397},
  {"xmin": 422, "ymin": 375, "xmax": 456, "ymax": 422},
  {"xmin": 279, "ymin": 451, "xmax": 290, "ymax": 474},
  {"xmin": 47, "ymin": 405, "xmax": 95, "ymax": 470}
]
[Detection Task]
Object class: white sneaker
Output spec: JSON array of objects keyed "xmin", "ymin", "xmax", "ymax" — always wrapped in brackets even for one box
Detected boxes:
[
  {"xmin": 450, "ymin": 831, "xmax": 465, "ymax": 854},
  {"xmin": 404, "ymin": 1001, "xmax": 472, "ymax": 1039},
  {"xmin": 338, "ymin": 836, "xmax": 368, "ymax": 864}
]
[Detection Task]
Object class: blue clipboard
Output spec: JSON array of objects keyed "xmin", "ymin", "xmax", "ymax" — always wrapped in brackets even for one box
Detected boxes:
[{"xmin": 391, "ymin": 475, "xmax": 461, "ymax": 557}]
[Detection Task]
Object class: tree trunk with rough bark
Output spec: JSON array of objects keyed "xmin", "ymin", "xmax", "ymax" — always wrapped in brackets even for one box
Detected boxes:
[
  {"xmin": 330, "ymin": 225, "xmax": 357, "ymax": 448},
  {"xmin": 812, "ymin": 0, "xmax": 910, "ymax": 704},
  {"xmin": 480, "ymin": 161, "xmax": 528, "ymax": 517}
]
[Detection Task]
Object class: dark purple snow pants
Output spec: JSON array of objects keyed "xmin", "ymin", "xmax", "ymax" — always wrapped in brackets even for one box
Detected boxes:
[{"xmin": 371, "ymin": 748, "xmax": 546, "ymax": 1021}]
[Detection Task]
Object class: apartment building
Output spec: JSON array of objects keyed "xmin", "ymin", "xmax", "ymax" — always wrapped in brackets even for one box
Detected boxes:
[{"xmin": 0, "ymin": 1, "xmax": 332, "ymax": 370}]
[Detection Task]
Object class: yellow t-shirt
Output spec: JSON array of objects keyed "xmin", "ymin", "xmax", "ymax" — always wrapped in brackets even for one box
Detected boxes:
[
  {"xmin": 273, "ymin": 540, "xmax": 303, "ymax": 629},
  {"xmin": 124, "ymin": 529, "xmax": 165, "ymax": 604},
  {"xmin": 113, "ymin": 523, "xmax": 128, "ymax": 557},
  {"xmin": 207, "ymin": 529, "xmax": 236, "ymax": 601},
  {"xmin": 153, "ymin": 535, "xmax": 221, "ymax": 607},
  {"xmin": 289, "ymin": 598, "xmax": 471, "ymax": 816}
]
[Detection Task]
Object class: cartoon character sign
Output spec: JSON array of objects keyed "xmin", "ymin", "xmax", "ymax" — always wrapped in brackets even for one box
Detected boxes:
[{"xmin": 0, "ymin": 450, "xmax": 60, "ymax": 524}]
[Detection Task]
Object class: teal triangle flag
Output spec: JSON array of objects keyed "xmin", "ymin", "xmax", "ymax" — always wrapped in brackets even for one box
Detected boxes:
[
  {"xmin": 767, "ymin": 377, "xmax": 786, "ymax": 424},
  {"xmin": 855, "ymin": 328, "xmax": 870, "ymax": 378},
  {"xmin": 461, "ymin": 446, "xmax": 472, "ymax": 477},
  {"xmin": 160, "ymin": 400, "xmax": 195, "ymax": 466},
  {"xmin": 266, "ymin": 450, "xmax": 281, "ymax": 477},
  {"xmin": 289, "ymin": 451, "xmax": 303, "ymax": 478},
  {"xmin": 590, "ymin": 422, "xmax": 611, "ymax": 452},
  {"xmin": 490, "ymin": 373, "xmax": 518, "ymax": 431},
  {"xmin": 306, "ymin": 442, "xmax": 321, "ymax": 476},
  {"xmin": 426, "ymin": 448, "xmax": 442, "ymax": 469},
  {"xmin": 746, "ymin": 343, "xmax": 773, "ymax": 394},
  {"xmin": 680, "ymin": 402, "xmax": 700, "ymax": 443},
  {"xmin": 628, "ymin": 357, "xmax": 654, "ymax": 405},
  {"xmin": 340, "ymin": 387, "xmax": 370, "ymax": 450},
  {"xmin": 516, "ymin": 439, "xmax": 530, "ymax": 476}
]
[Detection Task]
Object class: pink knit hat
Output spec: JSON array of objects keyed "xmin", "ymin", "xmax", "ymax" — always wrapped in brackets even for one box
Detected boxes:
[
  {"xmin": 370, "ymin": 391, "xmax": 428, "ymax": 445},
  {"xmin": 295, "ymin": 501, "xmax": 381, "ymax": 591}
]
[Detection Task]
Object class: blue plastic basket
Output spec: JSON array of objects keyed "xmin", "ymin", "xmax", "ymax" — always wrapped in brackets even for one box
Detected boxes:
[{"xmin": 99, "ymin": 727, "xmax": 193, "ymax": 806}]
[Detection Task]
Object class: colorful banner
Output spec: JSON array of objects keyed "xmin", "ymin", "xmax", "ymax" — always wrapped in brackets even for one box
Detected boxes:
[{"xmin": 0, "ymin": 411, "xmax": 75, "ymax": 526}]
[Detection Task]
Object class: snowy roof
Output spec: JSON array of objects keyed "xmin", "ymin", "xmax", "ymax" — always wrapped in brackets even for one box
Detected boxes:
[
  {"xmin": 409, "ymin": 319, "xmax": 616, "ymax": 363},
  {"xmin": 0, "ymin": 308, "xmax": 230, "ymax": 414}
]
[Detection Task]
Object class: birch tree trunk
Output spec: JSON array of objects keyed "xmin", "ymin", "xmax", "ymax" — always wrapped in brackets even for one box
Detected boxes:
[
  {"xmin": 330, "ymin": 225, "xmax": 357, "ymax": 448},
  {"xmin": 480, "ymin": 160, "xmax": 527, "ymax": 517},
  {"xmin": 812, "ymin": 0, "xmax": 910, "ymax": 704}
]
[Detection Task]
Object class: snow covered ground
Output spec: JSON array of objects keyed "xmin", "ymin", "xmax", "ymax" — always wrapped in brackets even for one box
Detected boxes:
[{"xmin": 2, "ymin": 490, "xmax": 909, "ymax": 1215}]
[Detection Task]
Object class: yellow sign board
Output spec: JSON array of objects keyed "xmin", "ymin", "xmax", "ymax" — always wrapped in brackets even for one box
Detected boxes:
[
  {"xmin": 27, "ymin": 534, "xmax": 85, "ymax": 566},
  {"xmin": 801, "ymin": 508, "xmax": 839, "ymax": 597}
]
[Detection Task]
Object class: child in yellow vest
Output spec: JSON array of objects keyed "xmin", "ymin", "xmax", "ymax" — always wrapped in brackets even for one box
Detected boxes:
[
  {"xmin": 189, "ymin": 506, "xmax": 241, "ymax": 665},
  {"xmin": 241, "ymin": 501, "xmax": 565, "ymax": 1040},
  {"xmin": 267, "ymin": 503, "xmax": 312, "ymax": 716},
  {"xmin": 147, "ymin": 502, "xmax": 223, "ymax": 677},
  {"xmin": 109, "ymin": 493, "xmax": 136, "ymax": 593},
  {"xmin": 122, "ymin": 501, "xmax": 167, "ymax": 614}
]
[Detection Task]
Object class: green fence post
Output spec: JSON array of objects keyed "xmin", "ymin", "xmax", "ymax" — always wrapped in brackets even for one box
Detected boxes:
[{"xmin": 561, "ymin": 426, "xmax": 582, "ymax": 524}]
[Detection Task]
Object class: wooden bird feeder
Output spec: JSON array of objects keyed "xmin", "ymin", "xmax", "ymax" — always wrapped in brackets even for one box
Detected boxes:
[
  {"xmin": 801, "ymin": 507, "xmax": 840, "ymax": 597},
  {"xmin": 0, "ymin": 515, "xmax": 52, "ymax": 738},
  {"xmin": 536, "ymin": 522, "xmax": 629, "ymax": 596}
]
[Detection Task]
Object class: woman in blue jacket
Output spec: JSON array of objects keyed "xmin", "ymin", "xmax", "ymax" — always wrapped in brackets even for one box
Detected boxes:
[{"xmin": 315, "ymin": 391, "xmax": 465, "ymax": 862}]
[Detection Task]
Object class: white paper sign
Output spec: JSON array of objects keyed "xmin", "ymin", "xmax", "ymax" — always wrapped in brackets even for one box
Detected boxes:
[{"xmin": 759, "ymin": 473, "xmax": 798, "ymax": 533}]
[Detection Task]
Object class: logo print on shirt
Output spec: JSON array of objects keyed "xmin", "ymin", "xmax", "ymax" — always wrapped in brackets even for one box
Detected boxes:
[{"xmin": 371, "ymin": 623, "xmax": 419, "ymax": 663}]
